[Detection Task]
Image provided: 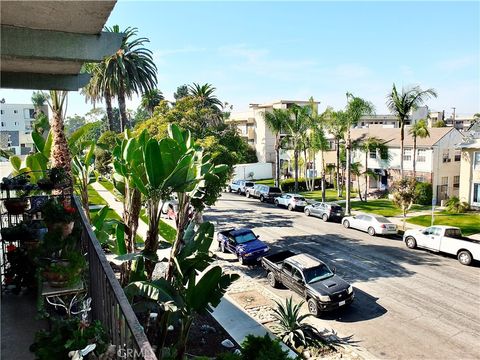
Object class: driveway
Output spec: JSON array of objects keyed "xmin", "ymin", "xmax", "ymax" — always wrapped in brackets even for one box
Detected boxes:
[{"xmin": 205, "ymin": 193, "xmax": 480, "ymax": 360}]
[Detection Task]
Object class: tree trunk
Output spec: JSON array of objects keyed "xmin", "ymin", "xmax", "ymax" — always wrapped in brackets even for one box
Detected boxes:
[
  {"xmin": 400, "ymin": 120, "xmax": 405, "ymax": 177},
  {"xmin": 412, "ymin": 135, "xmax": 417, "ymax": 179},
  {"xmin": 104, "ymin": 90, "xmax": 114, "ymax": 132},
  {"xmin": 294, "ymin": 150, "xmax": 299, "ymax": 193},
  {"xmin": 364, "ymin": 152, "xmax": 368, "ymax": 202},
  {"xmin": 336, "ymin": 139, "xmax": 341, "ymax": 197},
  {"xmin": 303, "ymin": 147, "xmax": 308, "ymax": 187},
  {"xmin": 144, "ymin": 198, "xmax": 161, "ymax": 279},
  {"xmin": 357, "ymin": 175, "xmax": 363, "ymax": 202},
  {"xmin": 345, "ymin": 130, "xmax": 351, "ymax": 215},
  {"xmin": 321, "ymin": 150, "xmax": 326, "ymax": 202},
  {"xmin": 118, "ymin": 85, "xmax": 128, "ymax": 132},
  {"xmin": 275, "ymin": 134, "xmax": 281, "ymax": 188},
  {"xmin": 124, "ymin": 187, "xmax": 141, "ymax": 253},
  {"xmin": 50, "ymin": 108, "xmax": 72, "ymax": 196}
]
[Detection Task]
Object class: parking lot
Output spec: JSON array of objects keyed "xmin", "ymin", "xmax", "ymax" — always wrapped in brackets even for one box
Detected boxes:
[{"xmin": 205, "ymin": 192, "xmax": 480, "ymax": 360}]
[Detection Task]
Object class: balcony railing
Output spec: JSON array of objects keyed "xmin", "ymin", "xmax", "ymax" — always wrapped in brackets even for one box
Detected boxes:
[{"xmin": 74, "ymin": 196, "xmax": 157, "ymax": 359}]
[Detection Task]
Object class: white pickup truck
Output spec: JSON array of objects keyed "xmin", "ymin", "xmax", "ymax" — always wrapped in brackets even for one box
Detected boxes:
[{"xmin": 403, "ymin": 225, "xmax": 480, "ymax": 265}]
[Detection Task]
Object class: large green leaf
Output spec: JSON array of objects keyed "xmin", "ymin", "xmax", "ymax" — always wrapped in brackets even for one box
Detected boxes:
[
  {"xmin": 115, "ymin": 223, "xmax": 127, "ymax": 255},
  {"xmin": 9, "ymin": 156, "xmax": 21, "ymax": 171},
  {"xmin": 124, "ymin": 279, "xmax": 178, "ymax": 305},
  {"xmin": 85, "ymin": 142, "xmax": 96, "ymax": 165},
  {"xmin": 68, "ymin": 123, "xmax": 95, "ymax": 150},
  {"xmin": 144, "ymin": 139, "xmax": 163, "ymax": 189},
  {"xmin": 31, "ymin": 131, "xmax": 45, "ymax": 153}
]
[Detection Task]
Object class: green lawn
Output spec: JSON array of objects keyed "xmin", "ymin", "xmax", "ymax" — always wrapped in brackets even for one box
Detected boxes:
[
  {"xmin": 254, "ymin": 178, "xmax": 275, "ymax": 186},
  {"xmin": 139, "ymin": 210, "xmax": 177, "ymax": 243},
  {"xmin": 301, "ymin": 189, "xmax": 357, "ymax": 203},
  {"xmin": 406, "ymin": 212, "xmax": 480, "ymax": 236},
  {"xmin": 98, "ymin": 178, "xmax": 115, "ymax": 193},
  {"xmin": 350, "ymin": 199, "xmax": 431, "ymax": 217}
]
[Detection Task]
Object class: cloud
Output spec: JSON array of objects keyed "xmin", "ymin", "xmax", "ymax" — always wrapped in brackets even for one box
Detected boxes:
[
  {"xmin": 152, "ymin": 46, "xmax": 206, "ymax": 65},
  {"xmin": 436, "ymin": 55, "xmax": 478, "ymax": 71}
]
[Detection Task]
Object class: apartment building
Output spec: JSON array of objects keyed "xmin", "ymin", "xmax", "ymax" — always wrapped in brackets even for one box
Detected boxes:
[
  {"xmin": 227, "ymin": 100, "xmax": 318, "ymax": 170},
  {"xmin": 0, "ymin": 103, "xmax": 47, "ymax": 156},
  {"xmin": 457, "ymin": 138, "xmax": 480, "ymax": 208},
  {"xmin": 349, "ymin": 126, "xmax": 464, "ymax": 204},
  {"xmin": 358, "ymin": 106, "xmax": 429, "ymax": 128}
]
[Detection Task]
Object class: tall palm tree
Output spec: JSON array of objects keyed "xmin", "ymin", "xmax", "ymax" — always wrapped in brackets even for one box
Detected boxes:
[
  {"xmin": 141, "ymin": 89, "xmax": 164, "ymax": 115},
  {"xmin": 386, "ymin": 84, "xmax": 437, "ymax": 176},
  {"xmin": 326, "ymin": 109, "xmax": 348, "ymax": 197},
  {"xmin": 344, "ymin": 93, "xmax": 375, "ymax": 214},
  {"xmin": 285, "ymin": 104, "xmax": 311, "ymax": 193},
  {"xmin": 47, "ymin": 90, "xmax": 72, "ymax": 194},
  {"xmin": 263, "ymin": 108, "xmax": 290, "ymax": 187},
  {"xmin": 351, "ymin": 161, "xmax": 363, "ymax": 202},
  {"xmin": 103, "ymin": 26, "xmax": 157, "ymax": 132},
  {"xmin": 409, "ymin": 119, "xmax": 430, "ymax": 178},
  {"xmin": 359, "ymin": 136, "xmax": 388, "ymax": 202},
  {"xmin": 188, "ymin": 83, "xmax": 224, "ymax": 124},
  {"xmin": 82, "ymin": 62, "xmax": 116, "ymax": 132}
]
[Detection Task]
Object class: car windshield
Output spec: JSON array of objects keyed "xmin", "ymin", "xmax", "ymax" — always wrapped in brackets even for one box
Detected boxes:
[
  {"xmin": 294, "ymin": 196, "xmax": 305, "ymax": 201},
  {"xmin": 375, "ymin": 216, "xmax": 391, "ymax": 223},
  {"xmin": 303, "ymin": 265, "xmax": 334, "ymax": 283},
  {"xmin": 270, "ymin": 187, "xmax": 282, "ymax": 193},
  {"xmin": 235, "ymin": 232, "xmax": 257, "ymax": 244},
  {"xmin": 245, "ymin": 182, "xmax": 254, "ymax": 187}
]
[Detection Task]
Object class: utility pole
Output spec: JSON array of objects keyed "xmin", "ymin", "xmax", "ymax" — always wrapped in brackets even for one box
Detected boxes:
[{"xmin": 452, "ymin": 107, "xmax": 456, "ymax": 128}]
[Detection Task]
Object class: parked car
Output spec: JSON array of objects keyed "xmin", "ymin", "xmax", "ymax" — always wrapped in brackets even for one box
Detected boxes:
[
  {"xmin": 274, "ymin": 193, "xmax": 308, "ymax": 211},
  {"xmin": 403, "ymin": 226, "xmax": 480, "ymax": 265},
  {"xmin": 246, "ymin": 184, "xmax": 282, "ymax": 203},
  {"xmin": 262, "ymin": 250, "xmax": 354, "ymax": 315},
  {"xmin": 342, "ymin": 213, "xmax": 397, "ymax": 236},
  {"xmin": 217, "ymin": 228, "xmax": 270, "ymax": 264},
  {"xmin": 304, "ymin": 202, "xmax": 344, "ymax": 222},
  {"xmin": 227, "ymin": 180, "xmax": 255, "ymax": 195}
]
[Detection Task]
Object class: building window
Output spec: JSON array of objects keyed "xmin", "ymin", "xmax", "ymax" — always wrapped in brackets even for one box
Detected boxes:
[
  {"xmin": 24, "ymin": 108, "xmax": 35, "ymax": 119},
  {"xmin": 443, "ymin": 149, "xmax": 450, "ymax": 163},
  {"xmin": 14, "ymin": 110, "xmax": 18, "ymax": 114},
  {"xmin": 454, "ymin": 150, "xmax": 461, "ymax": 162},
  {"xmin": 474, "ymin": 152, "xmax": 480, "ymax": 169},
  {"xmin": 473, "ymin": 183, "xmax": 480, "ymax": 205},
  {"xmin": 441, "ymin": 176, "xmax": 448, "ymax": 186},
  {"xmin": 369, "ymin": 149, "xmax": 377, "ymax": 159},
  {"xmin": 416, "ymin": 176, "xmax": 426, "ymax": 183},
  {"xmin": 403, "ymin": 148, "xmax": 412, "ymax": 161},
  {"xmin": 369, "ymin": 177, "xmax": 378, "ymax": 188},
  {"xmin": 453, "ymin": 176, "xmax": 460, "ymax": 188},
  {"xmin": 417, "ymin": 149, "xmax": 426, "ymax": 162},
  {"xmin": 0, "ymin": 121, "xmax": 4, "ymax": 127},
  {"xmin": 0, "ymin": 110, "xmax": 4, "ymax": 114}
]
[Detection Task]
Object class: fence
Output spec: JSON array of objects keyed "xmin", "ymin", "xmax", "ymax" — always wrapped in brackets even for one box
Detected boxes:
[{"xmin": 75, "ymin": 196, "xmax": 157, "ymax": 359}]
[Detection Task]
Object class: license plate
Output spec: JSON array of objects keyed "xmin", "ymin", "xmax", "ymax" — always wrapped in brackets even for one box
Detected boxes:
[{"xmin": 339, "ymin": 300, "xmax": 346, "ymax": 306}]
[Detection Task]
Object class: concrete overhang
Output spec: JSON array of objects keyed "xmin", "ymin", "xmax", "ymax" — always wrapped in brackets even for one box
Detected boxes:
[{"xmin": 0, "ymin": 0, "xmax": 122, "ymax": 91}]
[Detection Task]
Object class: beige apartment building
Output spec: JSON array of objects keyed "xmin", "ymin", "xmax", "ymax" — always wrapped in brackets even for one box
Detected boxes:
[{"xmin": 458, "ymin": 138, "xmax": 480, "ymax": 208}]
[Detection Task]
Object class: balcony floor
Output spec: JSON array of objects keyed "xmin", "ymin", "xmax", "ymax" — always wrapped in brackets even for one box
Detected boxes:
[{"xmin": 1, "ymin": 291, "xmax": 46, "ymax": 360}]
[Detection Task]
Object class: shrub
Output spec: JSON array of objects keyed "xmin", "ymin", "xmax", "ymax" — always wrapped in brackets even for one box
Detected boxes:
[
  {"xmin": 445, "ymin": 196, "xmax": 470, "ymax": 213},
  {"xmin": 241, "ymin": 334, "xmax": 292, "ymax": 360},
  {"xmin": 415, "ymin": 182, "xmax": 432, "ymax": 205},
  {"xmin": 280, "ymin": 178, "xmax": 323, "ymax": 192}
]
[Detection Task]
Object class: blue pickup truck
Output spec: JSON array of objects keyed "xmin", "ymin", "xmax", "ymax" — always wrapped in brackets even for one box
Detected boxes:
[{"xmin": 217, "ymin": 228, "xmax": 270, "ymax": 264}]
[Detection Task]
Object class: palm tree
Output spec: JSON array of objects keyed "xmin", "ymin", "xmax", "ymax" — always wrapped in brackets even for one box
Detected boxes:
[
  {"xmin": 344, "ymin": 93, "xmax": 375, "ymax": 214},
  {"xmin": 141, "ymin": 89, "xmax": 164, "ymax": 115},
  {"xmin": 103, "ymin": 26, "xmax": 157, "ymax": 132},
  {"xmin": 285, "ymin": 104, "xmax": 311, "ymax": 193},
  {"xmin": 351, "ymin": 161, "xmax": 363, "ymax": 202},
  {"xmin": 359, "ymin": 136, "xmax": 388, "ymax": 202},
  {"xmin": 188, "ymin": 83, "xmax": 223, "ymax": 110},
  {"xmin": 386, "ymin": 84, "xmax": 437, "ymax": 176},
  {"xmin": 409, "ymin": 119, "xmax": 430, "ymax": 178},
  {"xmin": 46, "ymin": 90, "xmax": 72, "ymax": 194},
  {"xmin": 263, "ymin": 108, "xmax": 290, "ymax": 187},
  {"xmin": 82, "ymin": 62, "xmax": 116, "ymax": 132},
  {"xmin": 326, "ymin": 109, "xmax": 348, "ymax": 197}
]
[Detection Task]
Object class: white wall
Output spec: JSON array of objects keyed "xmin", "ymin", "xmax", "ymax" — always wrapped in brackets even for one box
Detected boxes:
[{"xmin": 233, "ymin": 162, "xmax": 273, "ymax": 180}]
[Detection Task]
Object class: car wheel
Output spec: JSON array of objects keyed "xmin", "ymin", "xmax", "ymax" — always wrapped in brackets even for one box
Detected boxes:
[
  {"xmin": 405, "ymin": 236, "xmax": 417, "ymax": 249},
  {"xmin": 246, "ymin": 191, "xmax": 250, "ymax": 198},
  {"xmin": 227, "ymin": 186, "xmax": 232, "ymax": 192},
  {"xmin": 267, "ymin": 272, "xmax": 279, "ymax": 288},
  {"xmin": 260, "ymin": 195, "xmax": 265, "ymax": 202},
  {"xmin": 305, "ymin": 209, "xmax": 311, "ymax": 216},
  {"xmin": 322, "ymin": 213, "xmax": 328, "ymax": 222},
  {"xmin": 368, "ymin": 227, "xmax": 376, "ymax": 236},
  {"xmin": 458, "ymin": 250, "xmax": 472, "ymax": 266},
  {"xmin": 287, "ymin": 204, "xmax": 294, "ymax": 211},
  {"xmin": 238, "ymin": 255, "xmax": 245, "ymax": 265},
  {"xmin": 220, "ymin": 242, "xmax": 226, "ymax": 253},
  {"xmin": 237, "ymin": 189, "xmax": 242, "ymax": 195},
  {"xmin": 307, "ymin": 298, "xmax": 319, "ymax": 316},
  {"xmin": 343, "ymin": 220, "xmax": 350, "ymax": 229},
  {"xmin": 274, "ymin": 199, "xmax": 279, "ymax": 207}
]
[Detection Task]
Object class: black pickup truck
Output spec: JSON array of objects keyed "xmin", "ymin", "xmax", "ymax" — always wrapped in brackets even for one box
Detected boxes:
[{"xmin": 261, "ymin": 251, "xmax": 354, "ymax": 315}]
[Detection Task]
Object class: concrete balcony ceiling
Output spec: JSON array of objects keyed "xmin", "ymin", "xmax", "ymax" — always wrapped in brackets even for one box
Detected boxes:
[{"xmin": 0, "ymin": 0, "xmax": 123, "ymax": 91}]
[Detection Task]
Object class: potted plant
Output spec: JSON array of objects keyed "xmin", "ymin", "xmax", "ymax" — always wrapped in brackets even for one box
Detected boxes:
[
  {"xmin": 37, "ymin": 167, "xmax": 70, "ymax": 191},
  {"xmin": 42, "ymin": 251, "xmax": 86, "ymax": 288},
  {"xmin": 1, "ymin": 173, "xmax": 30, "ymax": 190},
  {"xmin": 0, "ymin": 222, "xmax": 35, "ymax": 242},
  {"xmin": 42, "ymin": 198, "xmax": 76, "ymax": 238}
]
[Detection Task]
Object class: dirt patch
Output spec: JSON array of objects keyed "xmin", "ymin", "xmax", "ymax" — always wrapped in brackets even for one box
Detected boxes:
[{"xmin": 229, "ymin": 290, "xmax": 274, "ymax": 309}]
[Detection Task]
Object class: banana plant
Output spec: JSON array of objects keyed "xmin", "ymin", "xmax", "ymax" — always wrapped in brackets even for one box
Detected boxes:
[{"xmin": 72, "ymin": 142, "xmax": 97, "ymax": 222}]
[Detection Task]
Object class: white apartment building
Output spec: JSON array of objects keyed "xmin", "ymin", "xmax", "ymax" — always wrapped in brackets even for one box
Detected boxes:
[
  {"xmin": 350, "ymin": 126, "xmax": 464, "ymax": 204},
  {"xmin": 0, "ymin": 103, "xmax": 47, "ymax": 156},
  {"xmin": 358, "ymin": 106, "xmax": 429, "ymax": 128}
]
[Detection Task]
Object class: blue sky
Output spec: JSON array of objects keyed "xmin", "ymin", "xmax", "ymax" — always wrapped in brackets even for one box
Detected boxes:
[{"xmin": 1, "ymin": 1, "xmax": 479, "ymax": 118}]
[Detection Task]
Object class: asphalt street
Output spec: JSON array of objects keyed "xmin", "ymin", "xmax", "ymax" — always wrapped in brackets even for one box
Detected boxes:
[{"xmin": 205, "ymin": 192, "xmax": 480, "ymax": 360}]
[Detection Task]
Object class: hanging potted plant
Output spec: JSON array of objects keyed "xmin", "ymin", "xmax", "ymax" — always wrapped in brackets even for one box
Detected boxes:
[
  {"xmin": 42, "ymin": 198, "xmax": 76, "ymax": 238},
  {"xmin": 42, "ymin": 251, "xmax": 86, "ymax": 288},
  {"xmin": 0, "ymin": 222, "xmax": 35, "ymax": 242},
  {"xmin": 37, "ymin": 167, "xmax": 69, "ymax": 191},
  {"xmin": 2, "ymin": 174, "xmax": 32, "ymax": 214}
]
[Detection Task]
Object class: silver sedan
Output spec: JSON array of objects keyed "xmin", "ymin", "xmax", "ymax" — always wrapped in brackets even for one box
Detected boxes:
[{"xmin": 342, "ymin": 213, "xmax": 397, "ymax": 236}]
